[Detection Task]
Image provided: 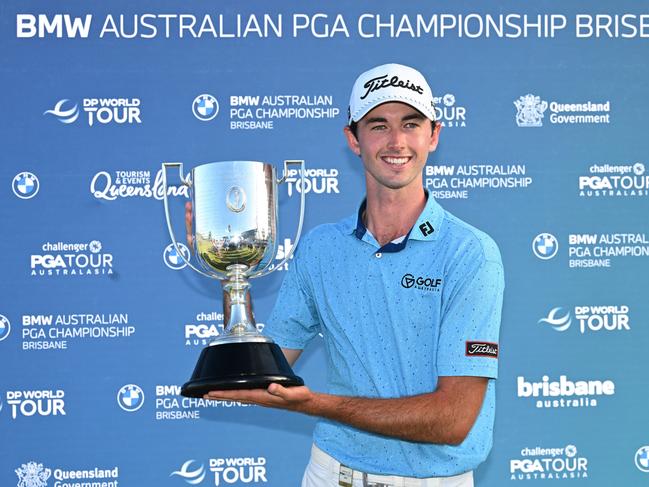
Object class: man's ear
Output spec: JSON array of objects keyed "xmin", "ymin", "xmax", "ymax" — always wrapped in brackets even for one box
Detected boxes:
[
  {"xmin": 343, "ymin": 125, "xmax": 361, "ymax": 156},
  {"xmin": 429, "ymin": 120, "xmax": 442, "ymax": 152}
]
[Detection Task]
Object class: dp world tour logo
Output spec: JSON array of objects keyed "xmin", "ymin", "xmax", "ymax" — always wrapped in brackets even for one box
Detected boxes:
[
  {"xmin": 636, "ymin": 446, "xmax": 649, "ymax": 473},
  {"xmin": 44, "ymin": 99, "xmax": 80, "ymax": 124},
  {"xmin": 171, "ymin": 460, "xmax": 206, "ymax": 485},
  {"xmin": 514, "ymin": 94, "xmax": 548, "ymax": 127},
  {"xmin": 117, "ymin": 384, "xmax": 144, "ymax": 412},
  {"xmin": 192, "ymin": 94, "xmax": 219, "ymax": 121},
  {"xmin": 15, "ymin": 461, "xmax": 52, "ymax": 487},
  {"xmin": 164, "ymin": 243, "xmax": 190, "ymax": 270},
  {"xmin": 532, "ymin": 233, "xmax": 559, "ymax": 260},
  {"xmin": 12, "ymin": 172, "xmax": 40, "ymax": 199},
  {"xmin": 0, "ymin": 315, "xmax": 11, "ymax": 341},
  {"xmin": 539, "ymin": 307, "xmax": 572, "ymax": 331}
]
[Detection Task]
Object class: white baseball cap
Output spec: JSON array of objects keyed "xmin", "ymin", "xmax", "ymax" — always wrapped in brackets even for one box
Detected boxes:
[{"xmin": 348, "ymin": 63, "xmax": 436, "ymax": 124}]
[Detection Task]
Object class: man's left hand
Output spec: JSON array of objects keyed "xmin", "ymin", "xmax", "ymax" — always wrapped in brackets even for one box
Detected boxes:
[{"xmin": 205, "ymin": 384, "xmax": 316, "ymax": 413}]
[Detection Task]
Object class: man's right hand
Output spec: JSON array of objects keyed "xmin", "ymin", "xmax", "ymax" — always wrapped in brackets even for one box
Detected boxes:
[{"xmin": 185, "ymin": 201, "xmax": 193, "ymax": 249}]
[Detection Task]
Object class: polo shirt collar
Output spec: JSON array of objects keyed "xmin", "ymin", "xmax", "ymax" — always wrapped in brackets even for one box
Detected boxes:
[{"xmin": 350, "ymin": 189, "xmax": 444, "ymax": 252}]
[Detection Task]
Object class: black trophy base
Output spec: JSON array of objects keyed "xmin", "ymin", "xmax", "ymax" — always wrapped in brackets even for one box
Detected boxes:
[{"xmin": 181, "ymin": 341, "xmax": 304, "ymax": 398}]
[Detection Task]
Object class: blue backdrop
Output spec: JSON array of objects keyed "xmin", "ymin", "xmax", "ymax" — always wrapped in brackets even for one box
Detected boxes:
[{"xmin": 2, "ymin": 1, "xmax": 649, "ymax": 486}]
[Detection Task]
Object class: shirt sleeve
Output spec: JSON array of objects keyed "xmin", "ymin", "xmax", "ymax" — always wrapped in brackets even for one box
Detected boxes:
[
  {"xmin": 264, "ymin": 236, "xmax": 322, "ymax": 350},
  {"xmin": 436, "ymin": 243, "xmax": 505, "ymax": 379}
]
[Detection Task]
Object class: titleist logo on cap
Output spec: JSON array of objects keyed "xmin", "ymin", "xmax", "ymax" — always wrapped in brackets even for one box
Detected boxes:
[
  {"xmin": 465, "ymin": 341, "xmax": 499, "ymax": 358},
  {"xmin": 360, "ymin": 75, "xmax": 424, "ymax": 100}
]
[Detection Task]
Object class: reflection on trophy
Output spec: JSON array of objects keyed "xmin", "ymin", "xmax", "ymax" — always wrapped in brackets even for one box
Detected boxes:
[{"xmin": 162, "ymin": 160, "xmax": 305, "ymax": 398}]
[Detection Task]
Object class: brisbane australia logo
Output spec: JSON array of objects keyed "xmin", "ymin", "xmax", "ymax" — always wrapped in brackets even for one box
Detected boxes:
[{"xmin": 401, "ymin": 273, "xmax": 442, "ymax": 292}]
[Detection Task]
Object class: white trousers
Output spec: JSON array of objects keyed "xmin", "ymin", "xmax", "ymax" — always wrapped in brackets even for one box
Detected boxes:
[{"xmin": 301, "ymin": 444, "xmax": 474, "ymax": 487}]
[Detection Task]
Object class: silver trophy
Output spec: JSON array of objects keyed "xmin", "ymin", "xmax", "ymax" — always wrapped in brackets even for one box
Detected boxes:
[{"xmin": 162, "ymin": 160, "xmax": 305, "ymax": 397}]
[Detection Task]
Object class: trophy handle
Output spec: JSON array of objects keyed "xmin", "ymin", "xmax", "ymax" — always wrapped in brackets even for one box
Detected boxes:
[
  {"xmin": 253, "ymin": 159, "xmax": 306, "ymax": 278},
  {"xmin": 161, "ymin": 162, "xmax": 222, "ymax": 280}
]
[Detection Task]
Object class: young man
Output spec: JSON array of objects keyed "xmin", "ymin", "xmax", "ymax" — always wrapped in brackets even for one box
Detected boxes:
[{"xmin": 207, "ymin": 64, "xmax": 504, "ymax": 486}]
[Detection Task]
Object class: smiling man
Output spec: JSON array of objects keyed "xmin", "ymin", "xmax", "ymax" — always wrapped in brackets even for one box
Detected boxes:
[{"xmin": 207, "ymin": 64, "xmax": 505, "ymax": 487}]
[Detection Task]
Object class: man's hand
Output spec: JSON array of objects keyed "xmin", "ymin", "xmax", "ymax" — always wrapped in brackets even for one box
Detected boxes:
[
  {"xmin": 205, "ymin": 384, "xmax": 316, "ymax": 413},
  {"xmin": 185, "ymin": 201, "xmax": 193, "ymax": 248}
]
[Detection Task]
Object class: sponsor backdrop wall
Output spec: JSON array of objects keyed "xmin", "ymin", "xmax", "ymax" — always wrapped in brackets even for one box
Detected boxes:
[{"xmin": 1, "ymin": 1, "xmax": 648, "ymax": 486}]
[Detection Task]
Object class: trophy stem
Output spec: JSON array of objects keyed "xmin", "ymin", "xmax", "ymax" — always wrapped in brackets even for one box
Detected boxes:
[{"xmin": 217, "ymin": 264, "xmax": 270, "ymax": 344}]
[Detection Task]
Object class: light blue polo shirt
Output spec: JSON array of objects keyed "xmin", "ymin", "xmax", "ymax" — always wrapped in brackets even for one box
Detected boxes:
[{"xmin": 266, "ymin": 192, "xmax": 504, "ymax": 477}]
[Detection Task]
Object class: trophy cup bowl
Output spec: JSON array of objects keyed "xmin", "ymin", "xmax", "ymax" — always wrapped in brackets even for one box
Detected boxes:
[{"xmin": 162, "ymin": 160, "xmax": 305, "ymax": 398}]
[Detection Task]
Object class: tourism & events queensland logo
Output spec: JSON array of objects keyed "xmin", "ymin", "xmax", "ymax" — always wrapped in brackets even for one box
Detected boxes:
[
  {"xmin": 532, "ymin": 233, "xmax": 559, "ymax": 260},
  {"xmin": 578, "ymin": 162, "xmax": 648, "ymax": 198},
  {"xmin": 44, "ymin": 97, "xmax": 141, "ymax": 126},
  {"xmin": 164, "ymin": 243, "xmax": 191, "ymax": 270},
  {"xmin": 117, "ymin": 384, "xmax": 144, "ymax": 412},
  {"xmin": 509, "ymin": 444, "xmax": 588, "ymax": 481},
  {"xmin": 192, "ymin": 94, "xmax": 219, "ymax": 121},
  {"xmin": 635, "ymin": 446, "xmax": 649, "ymax": 473},
  {"xmin": 0, "ymin": 314, "xmax": 11, "ymax": 341},
  {"xmin": 539, "ymin": 305, "xmax": 631, "ymax": 334},
  {"xmin": 90, "ymin": 168, "xmax": 189, "ymax": 201},
  {"xmin": 171, "ymin": 456, "xmax": 267, "ymax": 485},
  {"xmin": 30, "ymin": 240, "xmax": 114, "ymax": 278},
  {"xmin": 514, "ymin": 93, "xmax": 610, "ymax": 127},
  {"xmin": 12, "ymin": 171, "xmax": 40, "ymax": 199}
]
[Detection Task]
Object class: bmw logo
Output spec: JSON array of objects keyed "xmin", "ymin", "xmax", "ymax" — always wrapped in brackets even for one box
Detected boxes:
[
  {"xmin": 12, "ymin": 172, "xmax": 40, "ymax": 199},
  {"xmin": 164, "ymin": 243, "xmax": 190, "ymax": 270},
  {"xmin": 0, "ymin": 315, "xmax": 10, "ymax": 342},
  {"xmin": 192, "ymin": 94, "xmax": 219, "ymax": 121},
  {"xmin": 636, "ymin": 446, "xmax": 649, "ymax": 473},
  {"xmin": 117, "ymin": 384, "xmax": 145, "ymax": 412},
  {"xmin": 532, "ymin": 233, "xmax": 559, "ymax": 260}
]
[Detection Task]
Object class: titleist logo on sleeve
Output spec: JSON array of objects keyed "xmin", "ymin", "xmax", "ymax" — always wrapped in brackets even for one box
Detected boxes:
[
  {"xmin": 465, "ymin": 341, "xmax": 499, "ymax": 358},
  {"xmin": 360, "ymin": 75, "xmax": 424, "ymax": 100}
]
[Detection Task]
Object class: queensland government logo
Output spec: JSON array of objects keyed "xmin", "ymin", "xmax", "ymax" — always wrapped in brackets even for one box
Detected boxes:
[
  {"xmin": 636, "ymin": 446, "xmax": 649, "ymax": 473},
  {"xmin": 44, "ymin": 97, "xmax": 141, "ymax": 126},
  {"xmin": 15, "ymin": 461, "xmax": 51, "ymax": 487},
  {"xmin": 192, "ymin": 94, "xmax": 219, "ymax": 121},
  {"xmin": 117, "ymin": 384, "xmax": 144, "ymax": 412},
  {"xmin": 515, "ymin": 93, "xmax": 610, "ymax": 126},
  {"xmin": 0, "ymin": 314, "xmax": 11, "ymax": 341},
  {"xmin": 12, "ymin": 172, "xmax": 40, "ymax": 199},
  {"xmin": 539, "ymin": 306, "xmax": 630, "ymax": 334},
  {"xmin": 532, "ymin": 233, "xmax": 558, "ymax": 260},
  {"xmin": 164, "ymin": 243, "xmax": 191, "ymax": 270},
  {"xmin": 514, "ymin": 94, "xmax": 548, "ymax": 127}
]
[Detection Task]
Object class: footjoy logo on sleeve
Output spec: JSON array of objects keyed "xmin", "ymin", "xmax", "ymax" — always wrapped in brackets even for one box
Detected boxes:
[{"xmin": 466, "ymin": 341, "xmax": 498, "ymax": 358}]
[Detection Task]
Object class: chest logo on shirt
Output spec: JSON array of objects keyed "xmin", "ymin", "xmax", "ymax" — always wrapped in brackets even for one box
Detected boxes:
[
  {"xmin": 465, "ymin": 341, "xmax": 499, "ymax": 359},
  {"xmin": 401, "ymin": 273, "xmax": 442, "ymax": 292}
]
